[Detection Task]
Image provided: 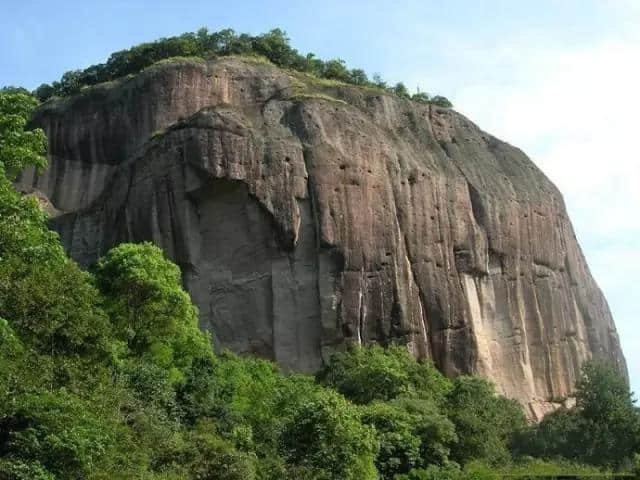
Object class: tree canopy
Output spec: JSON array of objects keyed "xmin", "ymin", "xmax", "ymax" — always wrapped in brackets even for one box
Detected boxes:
[
  {"xmin": 514, "ymin": 361, "xmax": 640, "ymax": 468},
  {"xmin": 33, "ymin": 28, "xmax": 453, "ymax": 108}
]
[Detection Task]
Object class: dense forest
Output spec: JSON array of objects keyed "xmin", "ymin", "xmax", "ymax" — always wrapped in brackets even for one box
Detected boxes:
[
  {"xmin": 0, "ymin": 85, "xmax": 639, "ymax": 479},
  {"xmin": 31, "ymin": 28, "xmax": 452, "ymax": 107}
]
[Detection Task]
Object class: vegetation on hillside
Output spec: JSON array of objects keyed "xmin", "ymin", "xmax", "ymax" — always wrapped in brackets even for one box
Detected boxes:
[
  {"xmin": 0, "ymin": 88, "xmax": 638, "ymax": 479},
  {"xmin": 33, "ymin": 28, "xmax": 453, "ymax": 108}
]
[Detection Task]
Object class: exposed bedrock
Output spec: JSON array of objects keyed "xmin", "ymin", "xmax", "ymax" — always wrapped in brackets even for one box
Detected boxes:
[{"xmin": 18, "ymin": 58, "xmax": 626, "ymax": 418}]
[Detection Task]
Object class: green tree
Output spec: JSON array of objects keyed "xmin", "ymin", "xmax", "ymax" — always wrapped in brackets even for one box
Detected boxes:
[
  {"xmin": 514, "ymin": 407, "xmax": 585, "ymax": 461},
  {"xmin": 0, "ymin": 390, "xmax": 135, "ymax": 479},
  {"xmin": 177, "ymin": 352, "xmax": 380, "ymax": 480},
  {"xmin": 446, "ymin": 376, "xmax": 525, "ymax": 465},
  {"xmin": 393, "ymin": 396, "xmax": 456, "ymax": 467},
  {"xmin": 348, "ymin": 68, "xmax": 369, "ymax": 85},
  {"xmin": 412, "ymin": 92, "xmax": 431, "ymax": 103},
  {"xmin": 394, "ymin": 464, "xmax": 462, "ymax": 480},
  {"xmin": 185, "ymin": 420, "xmax": 257, "ymax": 480},
  {"xmin": 0, "ymin": 91, "xmax": 46, "ymax": 179},
  {"xmin": 516, "ymin": 361, "xmax": 640, "ymax": 467},
  {"xmin": 0, "ymin": 89, "xmax": 241, "ymax": 480},
  {"xmin": 318, "ymin": 345, "xmax": 451, "ymax": 405},
  {"xmin": 361, "ymin": 396, "xmax": 456, "ymax": 479},
  {"xmin": 294, "ymin": 53, "xmax": 324, "ymax": 76},
  {"xmin": 251, "ymin": 28, "xmax": 298, "ymax": 67},
  {"xmin": 95, "ymin": 242, "xmax": 210, "ymax": 382},
  {"xmin": 276, "ymin": 376, "xmax": 379, "ymax": 480},
  {"xmin": 393, "ymin": 82, "xmax": 411, "ymax": 98},
  {"xmin": 361, "ymin": 402, "xmax": 422, "ymax": 479},
  {"xmin": 322, "ymin": 59, "xmax": 351, "ymax": 82},
  {"xmin": 0, "ymin": 91, "xmax": 111, "ymax": 358},
  {"xmin": 430, "ymin": 95, "xmax": 453, "ymax": 108},
  {"xmin": 372, "ymin": 73, "xmax": 388, "ymax": 89},
  {"xmin": 57, "ymin": 70, "xmax": 84, "ymax": 96}
]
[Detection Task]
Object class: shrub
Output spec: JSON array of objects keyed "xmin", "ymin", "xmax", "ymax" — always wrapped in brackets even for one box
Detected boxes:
[
  {"xmin": 361, "ymin": 398, "xmax": 456, "ymax": 479},
  {"xmin": 393, "ymin": 396, "xmax": 456, "ymax": 467},
  {"xmin": 322, "ymin": 59, "xmax": 351, "ymax": 82},
  {"xmin": 0, "ymin": 390, "xmax": 133, "ymax": 479},
  {"xmin": 394, "ymin": 464, "xmax": 463, "ymax": 480},
  {"xmin": 0, "ymin": 91, "xmax": 46, "ymax": 178},
  {"xmin": 515, "ymin": 360, "xmax": 640, "ymax": 468},
  {"xmin": 361, "ymin": 402, "xmax": 422, "ymax": 479},
  {"xmin": 318, "ymin": 345, "xmax": 452, "ymax": 405},
  {"xmin": 185, "ymin": 421, "xmax": 257, "ymax": 480},
  {"xmin": 95, "ymin": 242, "xmax": 211, "ymax": 381},
  {"xmin": 393, "ymin": 82, "xmax": 411, "ymax": 99},
  {"xmin": 446, "ymin": 376, "xmax": 526, "ymax": 465},
  {"xmin": 276, "ymin": 377, "xmax": 379, "ymax": 480},
  {"xmin": 430, "ymin": 95, "xmax": 453, "ymax": 108}
]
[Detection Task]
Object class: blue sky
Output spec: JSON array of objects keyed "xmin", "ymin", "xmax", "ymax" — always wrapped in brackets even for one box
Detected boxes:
[{"xmin": 2, "ymin": 0, "xmax": 638, "ymax": 395}]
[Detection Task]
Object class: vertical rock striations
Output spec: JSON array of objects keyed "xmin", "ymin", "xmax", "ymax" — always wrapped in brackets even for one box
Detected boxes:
[{"xmin": 18, "ymin": 57, "xmax": 626, "ymax": 417}]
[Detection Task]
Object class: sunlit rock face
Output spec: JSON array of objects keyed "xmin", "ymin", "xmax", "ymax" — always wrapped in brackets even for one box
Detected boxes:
[{"xmin": 18, "ymin": 57, "xmax": 626, "ymax": 418}]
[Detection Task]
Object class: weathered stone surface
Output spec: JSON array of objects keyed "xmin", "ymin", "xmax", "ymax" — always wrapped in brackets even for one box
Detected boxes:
[{"xmin": 18, "ymin": 57, "xmax": 626, "ymax": 417}]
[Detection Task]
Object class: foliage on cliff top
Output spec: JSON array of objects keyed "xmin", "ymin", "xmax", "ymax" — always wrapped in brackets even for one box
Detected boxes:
[{"xmin": 33, "ymin": 28, "xmax": 453, "ymax": 108}]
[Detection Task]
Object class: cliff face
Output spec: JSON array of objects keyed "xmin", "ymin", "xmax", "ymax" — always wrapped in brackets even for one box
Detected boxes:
[{"xmin": 18, "ymin": 57, "xmax": 626, "ymax": 418}]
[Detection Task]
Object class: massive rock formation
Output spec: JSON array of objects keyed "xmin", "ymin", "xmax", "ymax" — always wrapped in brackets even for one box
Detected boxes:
[{"xmin": 17, "ymin": 57, "xmax": 626, "ymax": 417}]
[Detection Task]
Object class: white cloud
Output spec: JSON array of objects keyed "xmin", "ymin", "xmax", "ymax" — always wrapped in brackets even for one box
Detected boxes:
[{"xmin": 454, "ymin": 40, "xmax": 640, "ymax": 243}]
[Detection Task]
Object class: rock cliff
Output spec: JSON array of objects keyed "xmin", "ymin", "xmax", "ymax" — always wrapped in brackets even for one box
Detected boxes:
[{"xmin": 18, "ymin": 57, "xmax": 626, "ymax": 418}]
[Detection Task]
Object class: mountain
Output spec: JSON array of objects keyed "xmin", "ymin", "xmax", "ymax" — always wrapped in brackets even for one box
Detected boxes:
[{"xmin": 16, "ymin": 56, "xmax": 626, "ymax": 418}]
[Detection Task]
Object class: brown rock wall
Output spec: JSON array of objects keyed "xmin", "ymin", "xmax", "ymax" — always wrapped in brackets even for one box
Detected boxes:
[{"xmin": 17, "ymin": 57, "xmax": 625, "ymax": 417}]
